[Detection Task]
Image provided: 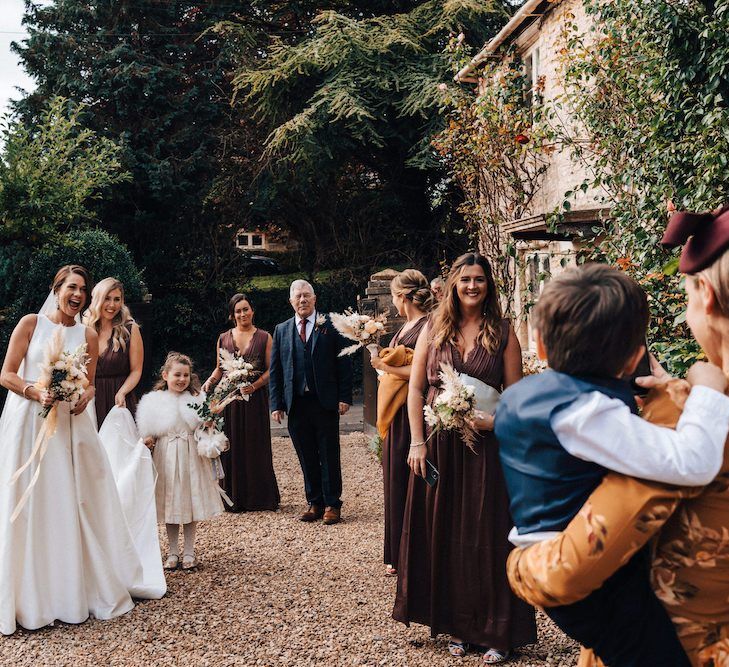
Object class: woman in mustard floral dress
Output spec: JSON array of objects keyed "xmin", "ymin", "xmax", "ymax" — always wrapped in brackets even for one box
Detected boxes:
[{"xmin": 506, "ymin": 205, "xmax": 729, "ymax": 667}]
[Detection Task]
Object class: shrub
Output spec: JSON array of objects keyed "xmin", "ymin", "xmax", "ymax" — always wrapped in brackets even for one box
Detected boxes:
[{"xmin": 0, "ymin": 228, "xmax": 143, "ymax": 351}]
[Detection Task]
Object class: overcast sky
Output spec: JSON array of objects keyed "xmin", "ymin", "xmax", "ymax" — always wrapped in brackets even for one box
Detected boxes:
[{"xmin": 0, "ymin": 1, "xmax": 38, "ymax": 123}]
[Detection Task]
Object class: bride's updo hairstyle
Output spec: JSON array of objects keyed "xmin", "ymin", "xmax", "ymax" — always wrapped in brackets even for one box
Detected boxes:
[
  {"xmin": 391, "ymin": 269, "xmax": 435, "ymax": 313},
  {"xmin": 662, "ymin": 204, "xmax": 729, "ymax": 311},
  {"xmin": 84, "ymin": 278, "xmax": 135, "ymax": 352},
  {"xmin": 431, "ymin": 252, "xmax": 503, "ymax": 355},
  {"xmin": 152, "ymin": 351, "xmax": 202, "ymax": 395},
  {"xmin": 51, "ymin": 265, "xmax": 93, "ymax": 311}
]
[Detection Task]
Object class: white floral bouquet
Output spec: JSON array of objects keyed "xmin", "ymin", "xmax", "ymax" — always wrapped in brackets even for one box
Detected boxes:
[
  {"xmin": 423, "ymin": 363, "xmax": 478, "ymax": 451},
  {"xmin": 10, "ymin": 329, "xmax": 90, "ymax": 522},
  {"xmin": 330, "ymin": 308, "xmax": 388, "ymax": 357},
  {"xmin": 522, "ymin": 352, "xmax": 548, "ymax": 376},
  {"xmin": 37, "ymin": 328, "xmax": 90, "ymax": 418},
  {"xmin": 195, "ymin": 425, "xmax": 230, "ymax": 481},
  {"xmin": 212, "ymin": 348, "xmax": 259, "ymax": 407},
  {"xmin": 190, "ymin": 348, "xmax": 260, "ymax": 436}
]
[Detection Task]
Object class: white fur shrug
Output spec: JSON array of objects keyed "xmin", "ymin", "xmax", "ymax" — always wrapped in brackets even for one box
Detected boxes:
[{"xmin": 136, "ymin": 390, "xmax": 205, "ymax": 438}]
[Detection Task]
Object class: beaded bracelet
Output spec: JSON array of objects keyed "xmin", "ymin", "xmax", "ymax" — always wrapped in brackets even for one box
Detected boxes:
[{"xmin": 409, "ymin": 441, "xmax": 425, "ymax": 448}]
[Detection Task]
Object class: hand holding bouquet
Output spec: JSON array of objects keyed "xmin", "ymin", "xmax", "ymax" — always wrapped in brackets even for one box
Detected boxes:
[
  {"xmin": 211, "ymin": 349, "xmax": 259, "ymax": 408},
  {"xmin": 189, "ymin": 349, "xmax": 260, "ymax": 429},
  {"xmin": 330, "ymin": 308, "xmax": 388, "ymax": 357},
  {"xmin": 36, "ymin": 328, "xmax": 90, "ymax": 418},
  {"xmin": 423, "ymin": 363, "xmax": 478, "ymax": 451},
  {"xmin": 10, "ymin": 328, "xmax": 90, "ymax": 522}
]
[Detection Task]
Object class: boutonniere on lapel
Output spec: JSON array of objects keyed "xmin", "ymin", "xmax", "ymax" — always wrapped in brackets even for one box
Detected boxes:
[{"xmin": 315, "ymin": 313, "xmax": 328, "ymax": 332}]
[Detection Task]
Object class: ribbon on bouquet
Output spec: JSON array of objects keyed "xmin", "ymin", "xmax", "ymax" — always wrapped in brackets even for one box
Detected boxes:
[
  {"xmin": 216, "ymin": 472, "xmax": 234, "ymax": 508},
  {"xmin": 211, "ymin": 457, "xmax": 225, "ymax": 480},
  {"xmin": 207, "ymin": 456, "xmax": 233, "ymax": 507},
  {"xmin": 9, "ymin": 403, "xmax": 59, "ymax": 523},
  {"xmin": 209, "ymin": 387, "xmax": 251, "ymax": 417}
]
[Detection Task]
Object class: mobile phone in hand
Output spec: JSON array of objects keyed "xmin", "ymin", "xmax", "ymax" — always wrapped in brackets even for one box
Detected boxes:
[
  {"xmin": 424, "ymin": 459, "xmax": 439, "ymax": 487},
  {"xmin": 627, "ymin": 346, "xmax": 652, "ymax": 397}
]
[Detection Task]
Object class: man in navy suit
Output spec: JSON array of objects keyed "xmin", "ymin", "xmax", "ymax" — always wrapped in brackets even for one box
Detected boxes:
[{"xmin": 269, "ymin": 280, "xmax": 353, "ymax": 524}]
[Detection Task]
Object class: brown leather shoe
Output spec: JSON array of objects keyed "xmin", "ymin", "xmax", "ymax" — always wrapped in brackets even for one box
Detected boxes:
[
  {"xmin": 322, "ymin": 507, "xmax": 341, "ymax": 525},
  {"xmin": 300, "ymin": 504, "xmax": 324, "ymax": 522}
]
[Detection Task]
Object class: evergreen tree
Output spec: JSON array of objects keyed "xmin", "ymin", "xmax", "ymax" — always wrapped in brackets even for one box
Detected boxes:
[
  {"xmin": 13, "ymin": 1, "xmax": 250, "ymax": 366},
  {"xmin": 223, "ymin": 0, "xmax": 511, "ymax": 269}
]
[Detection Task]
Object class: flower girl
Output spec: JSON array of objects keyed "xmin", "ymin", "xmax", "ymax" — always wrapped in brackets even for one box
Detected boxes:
[{"xmin": 136, "ymin": 352, "xmax": 224, "ymax": 571}]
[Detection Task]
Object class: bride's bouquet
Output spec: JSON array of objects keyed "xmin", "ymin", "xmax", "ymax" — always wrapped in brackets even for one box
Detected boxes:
[
  {"xmin": 37, "ymin": 328, "xmax": 90, "ymax": 418},
  {"xmin": 423, "ymin": 363, "xmax": 478, "ymax": 451},
  {"xmin": 10, "ymin": 328, "xmax": 90, "ymax": 522},
  {"xmin": 330, "ymin": 308, "xmax": 388, "ymax": 357}
]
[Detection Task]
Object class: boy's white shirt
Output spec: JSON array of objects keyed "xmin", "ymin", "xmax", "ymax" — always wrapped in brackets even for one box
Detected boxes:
[{"xmin": 509, "ymin": 384, "xmax": 729, "ymax": 548}]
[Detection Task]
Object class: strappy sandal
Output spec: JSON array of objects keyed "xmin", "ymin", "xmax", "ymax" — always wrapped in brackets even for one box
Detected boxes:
[
  {"xmin": 182, "ymin": 555, "xmax": 199, "ymax": 571},
  {"xmin": 483, "ymin": 648, "xmax": 511, "ymax": 664},
  {"xmin": 384, "ymin": 565, "xmax": 397, "ymax": 577},
  {"xmin": 448, "ymin": 640, "xmax": 469, "ymax": 657},
  {"xmin": 163, "ymin": 554, "xmax": 179, "ymax": 570}
]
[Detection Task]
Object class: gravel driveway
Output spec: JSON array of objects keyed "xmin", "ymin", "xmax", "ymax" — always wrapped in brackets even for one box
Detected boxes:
[{"xmin": 0, "ymin": 433, "xmax": 579, "ymax": 666}]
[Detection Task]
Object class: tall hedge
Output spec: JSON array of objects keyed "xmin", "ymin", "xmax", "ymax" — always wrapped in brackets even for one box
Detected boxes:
[{"xmin": 0, "ymin": 227, "xmax": 143, "ymax": 355}]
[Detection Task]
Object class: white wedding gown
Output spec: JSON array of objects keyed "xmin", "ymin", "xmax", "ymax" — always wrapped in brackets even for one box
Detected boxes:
[
  {"xmin": 0, "ymin": 314, "xmax": 150, "ymax": 635},
  {"xmin": 98, "ymin": 407, "xmax": 166, "ymax": 599}
]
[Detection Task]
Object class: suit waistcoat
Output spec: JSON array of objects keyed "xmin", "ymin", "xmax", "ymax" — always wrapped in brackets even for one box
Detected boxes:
[
  {"xmin": 495, "ymin": 369, "xmax": 638, "ymax": 536},
  {"xmin": 293, "ymin": 325, "xmax": 316, "ymax": 396}
]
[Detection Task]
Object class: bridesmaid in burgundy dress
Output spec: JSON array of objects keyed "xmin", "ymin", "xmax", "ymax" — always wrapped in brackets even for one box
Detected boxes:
[
  {"xmin": 393, "ymin": 253, "xmax": 536, "ymax": 664},
  {"xmin": 370, "ymin": 269, "xmax": 433, "ymax": 577},
  {"xmin": 84, "ymin": 278, "xmax": 143, "ymax": 427},
  {"xmin": 203, "ymin": 293, "xmax": 279, "ymax": 512}
]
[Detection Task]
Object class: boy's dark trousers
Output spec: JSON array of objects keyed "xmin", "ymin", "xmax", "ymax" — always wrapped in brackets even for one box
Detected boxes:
[{"xmin": 545, "ymin": 548, "xmax": 690, "ymax": 667}]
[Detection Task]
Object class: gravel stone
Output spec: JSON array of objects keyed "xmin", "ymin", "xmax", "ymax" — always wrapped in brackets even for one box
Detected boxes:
[{"xmin": 0, "ymin": 433, "xmax": 579, "ymax": 666}]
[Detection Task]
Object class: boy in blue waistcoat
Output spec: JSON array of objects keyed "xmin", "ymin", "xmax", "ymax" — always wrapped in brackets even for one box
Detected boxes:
[{"xmin": 495, "ymin": 263, "xmax": 729, "ymax": 666}]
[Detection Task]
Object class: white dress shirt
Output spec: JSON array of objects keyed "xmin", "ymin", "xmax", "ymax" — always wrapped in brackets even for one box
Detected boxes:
[
  {"xmin": 509, "ymin": 385, "xmax": 729, "ymax": 547},
  {"xmin": 294, "ymin": 311, "xmax": 316, "ymax": 343}
]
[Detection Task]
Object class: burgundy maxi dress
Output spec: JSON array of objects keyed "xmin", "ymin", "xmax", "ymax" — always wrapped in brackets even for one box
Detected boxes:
[
  {"xmin": 393, "ymin": 320, "xmax": 536, "ymax": 650},
  {"xmin": 382, "ymin": 316, "xmax": 427, "ymax": 570},
  {"xmin": 94, "ymin": 334, "xmax": 138, "ymax": 427},
  {"xmin": 219, "ymin": 329, "xmax": 280, "ymax": 512}
]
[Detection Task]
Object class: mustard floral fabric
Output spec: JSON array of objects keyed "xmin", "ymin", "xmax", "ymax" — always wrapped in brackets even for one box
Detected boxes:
[{"xmin": 506, "ymin": 381, "xmax": 729, "ymax": 666}]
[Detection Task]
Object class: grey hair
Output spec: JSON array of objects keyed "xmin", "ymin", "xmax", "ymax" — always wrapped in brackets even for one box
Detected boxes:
[
  {"xmin": 430, "ymin": 276, "xmax": 444, "ymax": 288},
  {"xmin": 289, "ymin": 279, "xmax": 315, "ymax": 299}
]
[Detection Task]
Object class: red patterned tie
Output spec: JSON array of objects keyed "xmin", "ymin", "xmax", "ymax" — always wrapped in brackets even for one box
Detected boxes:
[{"xmin": 299, "ymin": 318, "xmax": 307, "ymax": 343}]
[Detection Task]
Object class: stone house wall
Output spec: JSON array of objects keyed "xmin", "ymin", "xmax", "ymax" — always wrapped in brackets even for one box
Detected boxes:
[
  {"xmin": 486, "ymin": 0, "xmax": 603, "ymax": 350},
  {"xmin": 512, "ymin": 0, "xmax": 602, "ymax": 217}
]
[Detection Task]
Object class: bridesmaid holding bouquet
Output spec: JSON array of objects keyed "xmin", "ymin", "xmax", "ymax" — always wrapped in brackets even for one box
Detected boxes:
[
  {"xmin": 393, "ymin": 253, "xmax": 536, "ymax": 663},
  {"xmin": 370, "ymin": 269, "xmax": 433, "ymax": 577},
  {"xmin": 203, "ymin": 293, "xmax": 280, "ymax": 512}
]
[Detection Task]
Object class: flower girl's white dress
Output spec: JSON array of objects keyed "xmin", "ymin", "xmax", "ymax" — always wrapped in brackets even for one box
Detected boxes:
[
  {"xmin": 0, "ymin": 315, "xmax": 148, "ymax": 635},
  {"xmin": 136, "ymin": 390, "xmax": 224, "ymax": 524}
]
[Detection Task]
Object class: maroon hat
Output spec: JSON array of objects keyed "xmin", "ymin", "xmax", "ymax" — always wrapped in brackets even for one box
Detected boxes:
[{"xmin": 661, "ymin": 204, "xmax": 729, "ymax": 274}]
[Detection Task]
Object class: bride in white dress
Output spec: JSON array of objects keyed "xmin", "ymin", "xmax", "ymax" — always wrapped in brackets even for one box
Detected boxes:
[{"xmin": 0, "ymin": 265, "xmax": 155, "ymax": 635}]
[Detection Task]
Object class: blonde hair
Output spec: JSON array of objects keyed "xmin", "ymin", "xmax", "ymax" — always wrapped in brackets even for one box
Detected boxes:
[
  {"xmin": 698, "ymin": 251, "xmax": 729, "ymax": 316},
  {"xmin": 391, "ymin": 269, "xmax": 435, "ymax": 313},
  {"xmin": 152, "ymin": 352, "xmax": 201, "ymax": 395},
  {"xmin": 430, "ymin": 252, "xmax": 503, "ymax": 354},
  {"xmin": 83, "ymin": 278, "xmax": 135, "ymax": 352}
]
